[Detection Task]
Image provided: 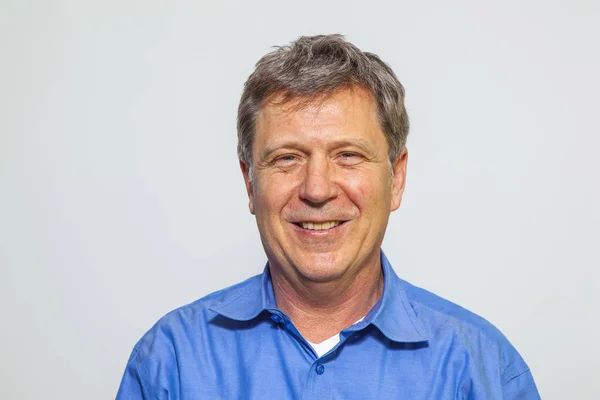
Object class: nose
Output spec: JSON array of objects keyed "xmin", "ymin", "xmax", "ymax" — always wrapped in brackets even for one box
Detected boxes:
[{"xmin": 298, "ymin": 155, "xmax": 338, "ymax": 205}]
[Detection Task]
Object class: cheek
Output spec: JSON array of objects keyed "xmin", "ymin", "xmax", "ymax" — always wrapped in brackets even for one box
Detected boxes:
[
  {"xmin": 341, "ymin": 171, "xmax": 392, "ymax": 217},
  {"xmin": 342, "ymin": 184, "xmax": 372, "ymax": 218},
  {"xmin": 255, "ymin": 175, "xmax": 299, "ymax": 215}
]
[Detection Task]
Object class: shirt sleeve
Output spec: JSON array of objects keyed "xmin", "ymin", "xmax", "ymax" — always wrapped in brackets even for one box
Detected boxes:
[
  {"xmin": 502, "ymin": 369, "xmax": 541, "ymax": 400},
  {"xmin": 116, "ymin": 348, "xmax": 147, "ymax": 400}
]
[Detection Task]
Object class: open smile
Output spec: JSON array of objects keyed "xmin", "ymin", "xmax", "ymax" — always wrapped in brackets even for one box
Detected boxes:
[{"xmin": 292, "ymin": 220, "xmax": 348, "ymax": 232}]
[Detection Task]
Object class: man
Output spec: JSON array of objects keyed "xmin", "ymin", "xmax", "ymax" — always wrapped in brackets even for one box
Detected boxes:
[{"xmin": 117, "ymin": 35, "xmax": 540, "ymax": 399}]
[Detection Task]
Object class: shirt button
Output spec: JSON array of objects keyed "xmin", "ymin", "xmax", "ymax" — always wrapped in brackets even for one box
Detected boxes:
[
  {"xmin": 316, "ymin": 364, "xmax": 325, "ymax": 375},
  {"xmin": 270, "ymin": 314, "xmax": 282, "ymax": 324}
]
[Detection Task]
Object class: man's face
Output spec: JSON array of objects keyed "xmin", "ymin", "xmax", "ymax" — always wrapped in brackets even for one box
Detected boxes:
[{"xmin": 241, "ymin": 87, "xmax": 407, "ymax": 284}]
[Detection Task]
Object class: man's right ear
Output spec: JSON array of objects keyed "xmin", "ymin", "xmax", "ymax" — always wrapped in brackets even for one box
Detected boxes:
[{"xmin": 239, "ymin": 160, "xmax": 255, "ymax": 215}]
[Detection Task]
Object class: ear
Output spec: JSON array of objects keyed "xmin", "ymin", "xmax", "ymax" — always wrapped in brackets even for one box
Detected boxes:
[
  {"xmin": 239, "ymin": 160, "xmax": 255, "ymax": 215},
  {"xmin": 390, "ymin": 147, "xmax": 408, "ymax": 212}
]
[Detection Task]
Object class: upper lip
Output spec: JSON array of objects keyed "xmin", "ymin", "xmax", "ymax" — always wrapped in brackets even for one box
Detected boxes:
[{"xmin": 290, "ymin": 219, "xmax": 347, "ymax": 223}]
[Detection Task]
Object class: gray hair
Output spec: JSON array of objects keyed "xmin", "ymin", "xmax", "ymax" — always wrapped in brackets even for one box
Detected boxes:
[{"xmin": 237, "ymin": 34, "xmax": 409, "ymax": 177}]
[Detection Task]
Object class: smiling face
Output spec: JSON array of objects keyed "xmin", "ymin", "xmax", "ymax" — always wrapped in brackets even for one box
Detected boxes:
[{"xmin": 241, "ymin": 86, "xmax": 407, "ymax": 286}]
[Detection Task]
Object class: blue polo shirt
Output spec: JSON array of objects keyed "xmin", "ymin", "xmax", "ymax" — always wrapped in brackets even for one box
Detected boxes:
[{"xmin": 117, "ymin": 251, "xmax": 540, "ymax": 399}]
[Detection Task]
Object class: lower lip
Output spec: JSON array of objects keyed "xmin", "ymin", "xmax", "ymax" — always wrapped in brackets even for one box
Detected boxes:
[{"xmin": 290, "ymin": 221, "xmax": 348, "ymax": 236}]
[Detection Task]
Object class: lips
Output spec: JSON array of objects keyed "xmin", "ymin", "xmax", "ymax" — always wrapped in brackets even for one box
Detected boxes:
[
  {"xmin": 298, "ymin": 221, "xmax": 342, "ymax": 230},
  {"xmin": 291, "ymin": 220, "xmax": 348, "ymax": 232}
]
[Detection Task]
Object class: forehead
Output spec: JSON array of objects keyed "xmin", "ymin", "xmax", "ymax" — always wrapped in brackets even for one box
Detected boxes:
[{"xmin": 255, "ymin": 87, "xmax": 384, "ymax": 148}]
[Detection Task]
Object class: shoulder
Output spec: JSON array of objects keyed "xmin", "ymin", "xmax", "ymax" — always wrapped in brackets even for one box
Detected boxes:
[
  {"xmin": 400, "ymin": 279, "xmax": 530, "ymax": 385},
  {"xmin": 130, "ymin": 274, "xmax": 262, "ymax": 363},
  {"xmin": 117, "ymin": 275, "xmax": 263, "ymax": 396},
  {"xmin": 402, "ymin": 279, "xmax": 505, "ymax": 340}
]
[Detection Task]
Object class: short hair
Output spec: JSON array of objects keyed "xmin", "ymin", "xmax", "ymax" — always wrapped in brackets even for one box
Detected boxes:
[{"xmin": 237, "ymin": 34, "xmax": 409, "ymax": 174}]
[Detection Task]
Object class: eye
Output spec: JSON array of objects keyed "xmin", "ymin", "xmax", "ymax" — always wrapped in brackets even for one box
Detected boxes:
[
  {"xmin": 337, "ymin": 152, "xmax": 363, "ymax": 166},
  {"xmin": 272, "ymin": 154, "xmax": 301, "ymax": 168}
]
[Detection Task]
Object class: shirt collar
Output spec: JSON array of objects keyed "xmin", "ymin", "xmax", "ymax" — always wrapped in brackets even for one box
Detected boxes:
[
  {"xmin": 209, "ymin": 250, "xmax": 431, "ymax": 343},
  {"xmin": 208, "ymin": 264, "xmax": 275, "ymax": 321},
  {"xmin": 367, "ymin": 251, "xmax": 431, "ymax": 342}
]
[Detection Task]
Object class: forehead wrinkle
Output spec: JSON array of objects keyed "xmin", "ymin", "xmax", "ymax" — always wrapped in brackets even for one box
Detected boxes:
[
  {"xmin": 263, "ymin": 99, "xmax": 337, "ymax": 133},
  {"xmin": 260, "ymin": 97, "xmax": 374, "ymax": 140}
]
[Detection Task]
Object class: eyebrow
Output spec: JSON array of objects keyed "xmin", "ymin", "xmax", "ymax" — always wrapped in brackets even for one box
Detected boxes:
[{"xmin": 258, "ymin": 138, "xmax": 379, "ymax": 161}]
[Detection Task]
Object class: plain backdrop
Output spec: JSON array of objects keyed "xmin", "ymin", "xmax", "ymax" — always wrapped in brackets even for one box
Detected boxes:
[{"xmin": 1, "ymin": 1, "xmax": 599, "ymax": 399}]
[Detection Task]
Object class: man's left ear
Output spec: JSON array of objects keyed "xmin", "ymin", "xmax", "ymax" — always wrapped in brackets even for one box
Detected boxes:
[{"xmin": 390, "ymin": 147, "xmax": 408, "ymax": 212}]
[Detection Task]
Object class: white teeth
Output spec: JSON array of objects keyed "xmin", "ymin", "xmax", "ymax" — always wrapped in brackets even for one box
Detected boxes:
[{"xmin": 300, "ymin": 221, "xmax": 341, "ymax": 230}]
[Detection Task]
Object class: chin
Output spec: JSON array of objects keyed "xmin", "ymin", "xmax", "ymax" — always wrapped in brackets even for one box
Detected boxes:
[{"xmin": 293, "ymin": 252, "xmax": 349, "ymax": 282}]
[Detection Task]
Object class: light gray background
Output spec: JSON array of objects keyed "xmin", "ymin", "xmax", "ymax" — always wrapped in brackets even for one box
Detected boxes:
[{"xmin": 1, "ymin": 1, "xmax": 598, "ymax": 399}]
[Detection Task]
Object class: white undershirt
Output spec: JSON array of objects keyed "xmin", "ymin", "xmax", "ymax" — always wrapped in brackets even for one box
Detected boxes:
[
  {"xmin": 307, "ymin": 334, "xmax": 341, "ymax": 358},
  {"xmin": 306, "ymin": 316, "xmax": 365, "ymax": 358}
]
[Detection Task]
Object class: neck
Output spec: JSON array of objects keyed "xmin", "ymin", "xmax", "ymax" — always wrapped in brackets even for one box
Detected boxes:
[{"xmin": 270, "ymin": 258, "xmax": 384, "ymax": 343}]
